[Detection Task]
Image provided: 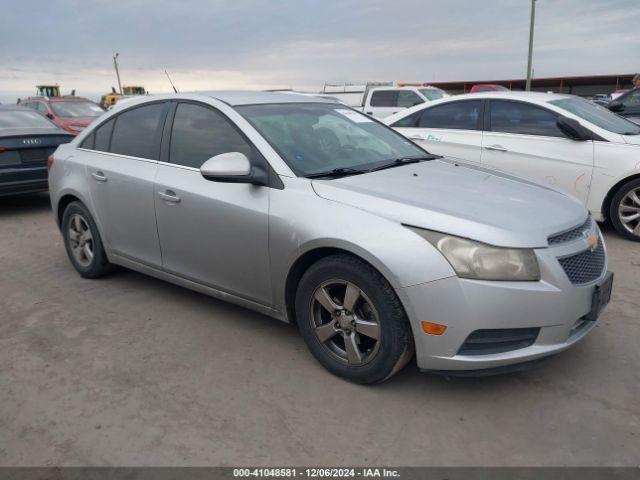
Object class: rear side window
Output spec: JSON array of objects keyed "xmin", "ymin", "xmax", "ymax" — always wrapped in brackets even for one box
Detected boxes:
[
  {"xmin": 489, "ymin": 100, "xmax": 565, "ymax": 137},
  {"xmin": 370, "ymin": 90, "xmax": 396, "ymax": 107},
  {"xmin": 110, "ymin": 103, "xmax": 166, "ymax": 159},
  {"xmin": 418, "ymin": 100, "xmax": 482, "ymax": 130},
  {"xmin": 94, "ymin": 118, "xmax": 114, "ymax": 152},
  {"xmin": 391, "ymin": 111, "xmax": 422, "ymax": 128},
  {"xmin": 169, "ymin": 103, "xmax": 252, "ymax": 168},
  {"xmin": 397, "ymin": 91, "xmax": 423, "ymax": 108},
  {"xmin": 80, "ymin": 131, "xmax": 95, "ymax": 150}
]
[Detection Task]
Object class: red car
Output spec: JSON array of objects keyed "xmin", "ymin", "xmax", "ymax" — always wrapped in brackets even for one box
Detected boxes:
[
  {"xmin": 18, "ymin": 96, "xmax": 104, "ymax": 135},
  {"xmin": 469, "ymin": 84, "xmax": 510, "ymax": 93}
]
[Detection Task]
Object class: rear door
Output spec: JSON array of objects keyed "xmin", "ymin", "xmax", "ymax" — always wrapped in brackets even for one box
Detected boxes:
[
  {"xmin": 392, "ymin": 99, "xmax": 483, "ymax": 163},
  {"xmin": 154, "ymin": 101, "xmax": 271, "ymax": 305},
  {"xmin": 481, "ymin": 99, "xmax": 594, "ymax": 203},
  {"xmin": 81, "ymin": 102, "xmax": 168, "ymax": 266}
]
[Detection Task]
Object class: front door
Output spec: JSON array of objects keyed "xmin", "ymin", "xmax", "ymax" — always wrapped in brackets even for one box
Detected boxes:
[
  {"xmin": 154, "ymin": 102, "xmax": 271, "ymax": 305},
  {"xmin": 481, "ymin": 99, "xmax": 594, "ymax": 203}
]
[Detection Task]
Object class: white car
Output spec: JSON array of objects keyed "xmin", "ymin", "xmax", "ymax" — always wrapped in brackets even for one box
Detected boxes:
[{"xmin": 385, "ymin": 91, "xmax": 640, "ymax": 241}]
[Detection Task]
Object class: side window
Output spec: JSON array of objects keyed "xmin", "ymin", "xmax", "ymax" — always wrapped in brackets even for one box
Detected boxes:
[
  {"xmin": 36, "ymin": 103, "xmax": 49, "ymax": 114},
  {"xmin": 418, "ymin": 100, "xmax": 482, "ymax": 130},
  {"xmin": 391, "ymin": 111, "xmax": 422, "ymax": 128},
  {"xmin": 622, "ymin": 89, "xmax": 640, "ymax": 107},
  {"xmin": 80, "ymin": 131, "xmax": 95, "ymax": 150},
  {"xmin": 94, "ymin": 118, "xmax": 114, "ymax": 152},
  {"xmin": 109, "ymin": 103, "xmax": 166, "ymax": 159},
  {"xmin": 396, "ymin": 91, "xmax": 423, "ymax": 108},
  {"xmin": 169, "ymin": 103, "xmax": 252, "ymax": 169},
  {"xmin": 489, "ymin": 101, "xmax": 565, "ymax": 137},
  {"xmin": 370, "ymin": 90, "xmax": 396, "ymax": 107}
]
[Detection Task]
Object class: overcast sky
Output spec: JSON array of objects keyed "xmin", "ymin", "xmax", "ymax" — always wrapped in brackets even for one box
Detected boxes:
[{"xmin": 1, "ymin": 0, "xmax": 638, "ymax": 103}]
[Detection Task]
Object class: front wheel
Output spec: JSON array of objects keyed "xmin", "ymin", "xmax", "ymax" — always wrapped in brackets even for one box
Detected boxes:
[
  {"xmin": 295, "ymin": 254, "xmax": 414, "ymax": 384},
  {"xmin": 610, "ymin": 179, "xmax": 640, "ymax": 242}
]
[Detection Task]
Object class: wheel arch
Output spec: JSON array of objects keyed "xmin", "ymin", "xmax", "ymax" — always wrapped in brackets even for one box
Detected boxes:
[
  {"xmin": 56, "ymin": 193, "xmax": 82, "ymax": 228},
  {"xmin": 283, "ymin": 246, "xmax": 400, "ymax": 326},
  {"xmin": 601, "ymin": 173, "xmax": 640, "ymax": 221}
]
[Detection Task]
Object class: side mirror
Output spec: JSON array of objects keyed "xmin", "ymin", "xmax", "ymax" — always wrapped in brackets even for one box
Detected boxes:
[
  {"xmin": 46, "ymin": 113, "xmax": 54, "ymax": 119},
  {"xmin": 608, "ymin": 100, "xmax": 624, "ymax": 112},
  {"xmin": 556, "ymin": 116, "xmax": 592, "ymax": 141},
  {"xmin": 200, "ymin": 152, "xmax": 267, "ymax": 186}
]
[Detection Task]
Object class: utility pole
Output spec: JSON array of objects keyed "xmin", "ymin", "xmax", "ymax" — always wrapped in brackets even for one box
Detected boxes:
[
  {"xmin": 113, "ymin": 53, "xmax": 123, "ymax": 95},
  {"xmin": 525, "ymin": 0, "xmax": 536, "ymax": 91}
]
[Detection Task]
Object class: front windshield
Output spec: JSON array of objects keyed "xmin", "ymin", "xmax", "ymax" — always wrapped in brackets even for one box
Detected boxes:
[
  {"xmin": 419, "ymin": 88, "xmax": 446, "ymax": 101},
  {"xmin": 236, "ymin": 103, "xmax": 429, "ymax": 176},
  {"xmin": 0, "ymin": 109, "xmax": 56, "ymax": 129},
  {"xmin": 549, "ymin": 97, "xmax": 640, "ymax": 135},
  {"xmin": 51, "ymin": 101, "xmax": 104, "ymax": 118}
]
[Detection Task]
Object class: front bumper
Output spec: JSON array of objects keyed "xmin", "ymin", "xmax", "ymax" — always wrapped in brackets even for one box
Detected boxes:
[{"xmin": 397, "ymin": 229, "xmax": 610, "ymax": 372}]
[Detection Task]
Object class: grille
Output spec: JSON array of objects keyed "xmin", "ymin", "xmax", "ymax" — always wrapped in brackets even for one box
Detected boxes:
[
  {"xmin": 558, "ymin": 240, "xmax": 605, "ymax": 285},
  {"xmin": 19, "ymin": 147, "xmax": 55, "ymax": 164},
  {"xmin": 458, "ymin": 328, "xmax": 540, "ymax": 356},
  {"xmin": 548, "ymin": 217, "xmax": 593, "ymax": 245}
]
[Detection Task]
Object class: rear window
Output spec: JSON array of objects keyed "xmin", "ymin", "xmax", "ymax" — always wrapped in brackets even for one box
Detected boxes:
[
  {"xmin": 51, "ymin": 101, "xmax": 104, "ymax": 118},
  {"xmin": 0, "ymin": 109, "xmax": 55, "ymax": 129}
]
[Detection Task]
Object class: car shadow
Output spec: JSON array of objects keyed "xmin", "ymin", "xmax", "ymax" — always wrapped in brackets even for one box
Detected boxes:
[{"xmin": 0, "ymin": 192, "xmax": 51, "ymax": 217}]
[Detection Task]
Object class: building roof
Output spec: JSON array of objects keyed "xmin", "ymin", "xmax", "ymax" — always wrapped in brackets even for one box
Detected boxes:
[{"xmin": 430, "ymin": 73, "xmax": 635, "ymax": 91}]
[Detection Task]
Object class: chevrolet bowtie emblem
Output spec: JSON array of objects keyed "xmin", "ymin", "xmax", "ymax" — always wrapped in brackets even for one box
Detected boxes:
[{"xmin": 587, "ymin": 233, "xmax": 598, "ymax": 251}]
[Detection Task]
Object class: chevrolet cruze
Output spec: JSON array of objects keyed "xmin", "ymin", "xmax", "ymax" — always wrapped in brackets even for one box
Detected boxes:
[{"xmin": 48, "ymin": 92, "xmax": 613, "ymax": 383}]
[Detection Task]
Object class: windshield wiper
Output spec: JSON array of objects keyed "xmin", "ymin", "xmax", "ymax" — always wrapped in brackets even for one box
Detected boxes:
[
  {"xmin": 305, "ymin": 167, "xmax": 368, "ymax": 179},
  {"xmin": 369, "ymin": 155, "xmax": 436, "ymax": 172}
]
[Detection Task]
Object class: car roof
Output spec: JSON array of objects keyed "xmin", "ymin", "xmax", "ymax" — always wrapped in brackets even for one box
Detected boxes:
[
  {"xmin": 195, "ymin": 90, "xmax": 337, "ymax": 106},
  {"xmin": 0, "ymin": 105, "xmax": 35, "ymax": 112}
]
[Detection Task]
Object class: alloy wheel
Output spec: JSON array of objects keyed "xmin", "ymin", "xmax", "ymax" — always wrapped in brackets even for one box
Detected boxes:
[
  {"xmin": 309, "ymin": 279, "xmax": 381, "ymax": 365},
  {"xmin": 618, "ymin": 187, "xmax": 640, "ymax": 236},
  {"xmin": 67, "ymin": 214, "xmax": 94, "ymax": 267}
]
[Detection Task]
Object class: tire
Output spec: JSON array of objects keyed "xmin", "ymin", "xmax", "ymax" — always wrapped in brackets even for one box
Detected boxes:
[
  {"xmin": 295, "ymin": 254, "xmax": 414, "ymax": 384},
  {"xmin": 61, "ymin": 201, "xmax": 114, "ymax": 278},
  {"xmin": 609, "ymin": 178, "xmax": 640, "ymax": 242}
]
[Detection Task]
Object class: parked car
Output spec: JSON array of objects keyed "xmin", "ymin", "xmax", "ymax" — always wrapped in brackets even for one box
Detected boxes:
[
  {"xmin": 0, "ymin": 105, "xmax": 73, "ymax": 196},
  {"xmin": 470, "ymin": 84, "xmax": 510, "ymax": 93},
  {"xmin": 610, "ymin": 89, "xmax": 630, "ymax": 100},
  {"xmin": 320, "ymin": 84, "xmax": 449, "ymax": 118},
  {"xmin": 49, "ymin": 92, "xmax": 612, "ymax": 383},
  {"xmin": 588, "ymin": 94, "xmax": 611, "ymax": 107},
  {"xmin": 385, "ymin": 91, "xmax": 640, "ymax": 241},
  {"xmin": 19, "ymin": 96, "xmax": 104, "ymax": 135},
  {"xmin": 608, "ymin": 88, "xmax": 640, "ymax": 125}
]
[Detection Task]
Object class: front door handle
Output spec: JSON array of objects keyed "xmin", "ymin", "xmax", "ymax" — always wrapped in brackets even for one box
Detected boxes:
[
  {"xmin": 91, "ymin": 171, "xmax": 107, "ymax": 183},
  {"xmin": 408, "ymin": 134, "xmax": 425, "ymax": 141},
  {"xmin": 484, "ymin": 144, "xmax": 508, "ymax": 152},
  {"xmin": 158, "ymin": 190, "xmax": 181, "ymax": 204}
]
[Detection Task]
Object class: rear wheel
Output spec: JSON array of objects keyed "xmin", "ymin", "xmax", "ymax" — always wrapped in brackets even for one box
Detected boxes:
[
  {"xmin": 62, "ymin": 201, "xmax": 114, "ymax": 278},
  {"xmin": 610, "ymin": 179, "xmax": 640, "ymax": 242},
  {"xmin": 295, "ymin": 254, "xmax": 414, "ymax": 384}
]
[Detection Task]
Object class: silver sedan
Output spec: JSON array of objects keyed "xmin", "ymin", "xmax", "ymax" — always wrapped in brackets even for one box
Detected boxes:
[{"xmin": 48, "ymin": 92, "xmax": 613, "ymax": 383}]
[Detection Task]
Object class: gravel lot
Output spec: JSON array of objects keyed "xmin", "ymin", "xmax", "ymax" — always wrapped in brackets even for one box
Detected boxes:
[{"xmin": 1, "ymin": 192, "xmax": 638, "ymax": 466}]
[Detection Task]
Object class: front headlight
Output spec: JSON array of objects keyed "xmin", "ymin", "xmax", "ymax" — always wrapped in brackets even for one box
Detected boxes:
[{"xmin": 407, "ymin": 227, "xmax": 540, "ymax": 281}]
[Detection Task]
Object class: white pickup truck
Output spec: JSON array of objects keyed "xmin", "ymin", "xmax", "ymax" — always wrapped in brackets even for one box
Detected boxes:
[{"xmin": 320, "ymin": 83, "xmax": 449, "ymax": 118}]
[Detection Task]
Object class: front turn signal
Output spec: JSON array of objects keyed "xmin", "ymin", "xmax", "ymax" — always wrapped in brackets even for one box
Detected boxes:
[{"xmin": 421, "ymin": 321, "xmax": 447, "ymax": 335}]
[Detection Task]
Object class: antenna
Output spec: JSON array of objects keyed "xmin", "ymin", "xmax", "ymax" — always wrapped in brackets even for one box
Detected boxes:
[{"xmin": 164, "ymin": 70, "xmax": 179, "ymax": 93}]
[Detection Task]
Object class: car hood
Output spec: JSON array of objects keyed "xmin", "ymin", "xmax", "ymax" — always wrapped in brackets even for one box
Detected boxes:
[{"xmin": 311, "ymin": 159, "xmax": 587, "ymax": 248}]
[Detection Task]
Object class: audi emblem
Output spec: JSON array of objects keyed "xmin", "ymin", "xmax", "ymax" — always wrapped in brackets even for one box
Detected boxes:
[{"xmin": 22, "ymin": 138, "xmax": 42, "ymax": 145}]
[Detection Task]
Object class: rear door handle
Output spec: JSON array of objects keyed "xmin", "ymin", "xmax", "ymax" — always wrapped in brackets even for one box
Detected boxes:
[
  {"xmin": 484, "ymin": 144, "xmax": 508, "ymax": 152},
  {"xmin": 91, "ymin": 171, "xmax": 107, "ymax": 183},
  {"xmin": 408, "ymin": 134, "xmax": 425, "ymax": 141},
  {"xmin": 158, "ymin": 190, "xmax": 181, "ymax": 204}
]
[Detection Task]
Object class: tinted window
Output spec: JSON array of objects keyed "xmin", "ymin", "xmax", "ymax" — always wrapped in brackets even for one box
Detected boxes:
[
  {"xmin": 170, "ymin": 103, "xmax": 252, "ymax": 168},
  {"xmin": 549, "ymin": 97, "xmax": 640, "ymax": 135},
  {"xmin": 80, "ymin": 131, "xmax": 95, "ymax": 149},
  {"xmin": 621, "ymin": 88, "xmax": 640, "ymax": 107},
  {"xmin": 418, "ymin": 100, "xmax": 481, "ymax": 130},
  {"xmin": 0, "ymin": 109, "xmax": 55, "ymax": 129},
  {"xmin": 94, "ymin": 118, "xmax": 114, "ymax": 152},
  {"xmin": 397, "ymin": 91, "xmax": 423, "ymax": 108},
  {"xmin": 370, "ymin": 90, "xmax": 396, "ymax": 107},
  {"xmin": 110, "ymin": 103, "xmax": 166, "ymax": 159},
  {"xmin": 391, "ymin": 111, "xmax": 421, "ymax": 128},
  {"xmin": 490, "ymin": 101, "xmax": 564, "ymax": 137}
]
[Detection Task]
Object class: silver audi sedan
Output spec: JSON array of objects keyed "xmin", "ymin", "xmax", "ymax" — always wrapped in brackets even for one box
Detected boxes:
[{"xmin": 48, "ymin": 92, "xmax": 613, "ymax": 383}]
